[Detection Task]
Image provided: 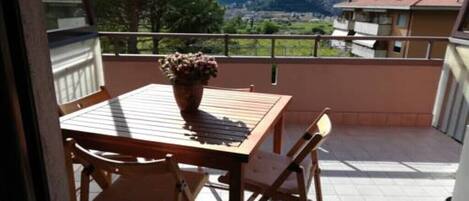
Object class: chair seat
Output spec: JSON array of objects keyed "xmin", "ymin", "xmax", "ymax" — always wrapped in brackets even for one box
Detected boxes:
[
  {"xmin": 220, "ymin": 151, "xmax": 313, "ymax": 194},
  {"xmin": 93, "ymin": 170, "xmax": 208, "ymax": 201}
]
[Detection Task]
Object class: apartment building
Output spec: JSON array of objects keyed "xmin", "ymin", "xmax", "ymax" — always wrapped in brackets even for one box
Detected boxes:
[{"xmin": 332, "ymin": 0, "xmax": 462, "ymax": 58}]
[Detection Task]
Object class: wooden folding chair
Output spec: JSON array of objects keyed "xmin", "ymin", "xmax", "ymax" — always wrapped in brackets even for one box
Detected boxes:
[
  {"xmin": 204, "ymin": 84, "xmax": 255, "ymax": 92},
  {"xmin": 59, "ymin": 86, "xmax": 111, "ymax": 116},
  {"xmin": 59, "ymin": 86, "xmax": 136, "ymax": 189},
  {"xmin": 64, "ymin": 138, "xmax": 208, "ymax": 201},
  {"xmin": 219, "ymin": 108, "xmax": 332, "ymax": 201}
]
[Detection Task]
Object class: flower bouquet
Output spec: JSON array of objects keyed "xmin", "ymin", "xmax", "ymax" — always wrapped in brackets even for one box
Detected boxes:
[{"xmin": 159, "ymin": 52, "xmax": 218, "ymax": 112}]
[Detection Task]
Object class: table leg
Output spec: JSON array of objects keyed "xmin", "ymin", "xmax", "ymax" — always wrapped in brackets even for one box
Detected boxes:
[
  {"xmin": 273, "ymin": 115, "xmax": 284, "ymax": 154},
  {"xmin": 229, "ymin": 163, "xmax": 245, "ymax": 201}
]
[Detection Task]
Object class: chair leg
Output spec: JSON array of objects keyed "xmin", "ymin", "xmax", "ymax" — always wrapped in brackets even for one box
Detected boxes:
[
  {"xmin": 80, "ymin": 166, "xmax": 93, "ymax": 201},
  {"xmin": 313, "ymin": 167, "xmax": 323, "ymax": 201},
  {"xmin": 296, "ymin": 167, "xmax": 308, "ymax": 201}
]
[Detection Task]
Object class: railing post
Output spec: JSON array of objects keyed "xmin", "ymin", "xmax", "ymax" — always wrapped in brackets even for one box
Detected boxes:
[
  {"xmin": 224, "ymin": 34, "xmax": 229, "ymax": 56},
  {"xmin": 313, "ymin": 35, "xmax": 320, "ymax": 57},
  {"xmin": 271, "ymin": 38, "xmax": 276, "ymax": 58},
  {"xmin": 153, "ymin": 36, "xmax": 159, "ymax": 55},
  {"xmin": 426, "ymin": 40, "xmax": 433, "ymax": 60},
  {"xmin": 111, "ymin": 36, "xmax": 119, "ymax": 56}
]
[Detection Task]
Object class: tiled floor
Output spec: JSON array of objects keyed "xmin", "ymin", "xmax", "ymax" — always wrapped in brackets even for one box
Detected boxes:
[{"xmin": 73, "ymin": 125, "xmax": 462, "ymax": 201}]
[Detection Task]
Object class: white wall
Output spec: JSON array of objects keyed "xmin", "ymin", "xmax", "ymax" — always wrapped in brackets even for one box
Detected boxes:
[
  {"xmin": 50, "ymin": 37, "xmax": 104, "ymax": 104},
  {"xmin": 452, "ymin": 126, "xmax": 469, "ymax": 201},
  {"xmin": 433, "ymin": 41, "xmax": 469, "ymax": 142}
]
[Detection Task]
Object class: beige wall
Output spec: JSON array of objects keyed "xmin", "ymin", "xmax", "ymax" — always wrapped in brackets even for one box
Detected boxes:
[
  {"xmin": 406, "ymin": 10, "xmax": 458, "ymax": 59},
  {"xmin": 103, "ymin": 56, "xmax": 442, "ymax": 127}
]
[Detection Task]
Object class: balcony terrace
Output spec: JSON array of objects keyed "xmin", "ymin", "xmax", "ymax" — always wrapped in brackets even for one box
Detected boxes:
[
  {"xmin": 51, "ymin": 32, "xmax": 464, "ymax": 201},
  {"xmin": 4, "ymin": 0, "xmax": 468, "ymax": 200}
]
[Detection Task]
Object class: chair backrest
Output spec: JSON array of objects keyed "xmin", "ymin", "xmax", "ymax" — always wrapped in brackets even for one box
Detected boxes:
[
  {"xmin": 58, "ymin": 86, "xmax": 111, "ymax": 116},
  {"xmin": 204, "ymin": 84, "xmax": 255, "ymax": 92},
  {"xmin": 66, "ymin": 139, "xmax": 169, "ymax": 176},
  {"xmin": 286, "ymin": 108, "xmax": 332, "ymax": 158},
  {"xmin": 64, "ymin": 138, "xmax": 194, "ymax": 201},
  {"xmin": 290, "ymin": 108, "xmax": 332, "ymax": 164},
  {"xmin": 260, "ymin": 108, "xmax": 332, "ymax": 200}
]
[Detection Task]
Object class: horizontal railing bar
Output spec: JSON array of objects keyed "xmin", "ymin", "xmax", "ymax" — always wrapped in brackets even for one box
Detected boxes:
[
  {"xmin": 101, "ymin": 53, "xmax": 444, "ymax": 63},
  {"xmin": 99, "ymin": 32, "xmax": 226, "ymax": 38},
  {"xmin": 99, "ymin": 32, "xmax": 449, "ymax": 42}
]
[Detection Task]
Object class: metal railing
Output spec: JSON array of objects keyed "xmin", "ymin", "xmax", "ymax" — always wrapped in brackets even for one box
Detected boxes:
[{"xmin": 98, "ymin": 32, "xmax": 449, "ymax": 60}]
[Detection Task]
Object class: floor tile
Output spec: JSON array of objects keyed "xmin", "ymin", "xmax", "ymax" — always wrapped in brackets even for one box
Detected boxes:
[{"xmin": 72, "ymin": 125, "xmax": 461, "ymax": 201}]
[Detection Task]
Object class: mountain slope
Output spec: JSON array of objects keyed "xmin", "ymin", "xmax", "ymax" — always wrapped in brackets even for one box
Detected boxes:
[
  {"xmin": 219, "ymin": 0, "xmax": 343, "ymax": 16},
  {"xmin": 218, "ymin": 0, "xmax": 247, "ymax": 4}
]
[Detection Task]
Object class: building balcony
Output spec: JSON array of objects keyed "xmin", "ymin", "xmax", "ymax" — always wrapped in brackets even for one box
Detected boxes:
[
  {"xmin": 351, "ymin": 43, "xmax": 387, "ymax": 58},
  {"xmin": 354, "ymin": 21, "xmax": 392, "ymax": 36},
  {"xmin": 333, "ymin": 19, "xmax": 354, "ymax": 31}
]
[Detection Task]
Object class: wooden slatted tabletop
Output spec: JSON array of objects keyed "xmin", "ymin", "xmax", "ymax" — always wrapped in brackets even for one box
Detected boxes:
[{"xmin": 60, "ymin": 84, "xmax": 291, "ymax": 201}]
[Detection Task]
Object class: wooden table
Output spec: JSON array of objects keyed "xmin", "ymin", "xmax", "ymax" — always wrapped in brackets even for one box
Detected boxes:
[{"xmin": 60, "ymin": 84, "xmax": 291, "ymax": 201}]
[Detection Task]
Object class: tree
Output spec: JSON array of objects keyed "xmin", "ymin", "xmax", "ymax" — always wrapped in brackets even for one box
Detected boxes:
[
  {"xmin": 164, "ymin": 0, "xmax": 224, "ymax": 33},
  {"xmin": 142, "ymin": 0, "xmax": 169, "ymax": 54},
  {"xmin": 223, "ymin": 16, "xmax": 244, "ymax": 34},
  {"xmin": 162, "ymin": 0, "xmax": 224, "ymax": 53},
  {"xmin": 261, "ymin": 21, "xmax": 279, "ymax": 34},
  {"xmin": 311, "ymin": 27, "xmax": 326, "ymax": 35},
  {"xmin": 96, "ymin": 0, "xmax": 225, "ymax": 54},
  {"xmin": 95, "ymin": 0, "xmax": 145, "ymax": 53}
]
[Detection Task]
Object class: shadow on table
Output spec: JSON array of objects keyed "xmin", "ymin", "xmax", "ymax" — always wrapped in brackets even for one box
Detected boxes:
[{"xmin": 181, "ymin": 110, "xmax": 251, "ymax": 147}]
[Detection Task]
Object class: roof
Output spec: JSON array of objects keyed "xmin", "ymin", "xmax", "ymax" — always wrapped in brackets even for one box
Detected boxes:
[{"xmin": 334, "ymin": 0, "xmax": 462, "ymax": 10}]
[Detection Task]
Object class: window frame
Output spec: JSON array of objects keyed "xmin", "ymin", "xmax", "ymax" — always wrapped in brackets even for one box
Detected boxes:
[
  {"xmin": 396, "ymin": 14, "xmax": 408, "ymax": 28},
  {"xmin": 393, "ymin": 41, "xmax": 403, "ymax": 53},
  {"xmin": 46, "ymin": 0, "xmax": 97, "ymax": 48},
  {"xmin": 452, "ymin": 0, "xmax": 469, "ymax": 40}
]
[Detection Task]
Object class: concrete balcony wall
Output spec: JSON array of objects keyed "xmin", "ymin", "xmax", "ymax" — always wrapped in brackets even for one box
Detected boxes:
[
  {"xmin": 354, "ymin": 21, "xmax": 392, "ymax": 36},
  {"xmin": 102, "ymin": 55, "xmax": 442, "ymax": 127},
  {"xmin": 351, "ymin": 43, "xmax": 387, "ymax": 58},
  {"xmin": 333, "ymin": 19, "xmax": 354, "ymax": 30}
]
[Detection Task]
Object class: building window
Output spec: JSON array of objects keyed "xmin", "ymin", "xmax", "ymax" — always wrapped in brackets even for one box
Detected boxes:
[
  {"xmin": 43, "ymin": 0, "xmax": 97, "ymax": 48},
  {"xmin": 396, "ymin": 14, "xmax": 407, "ymax": 28},
  {"xmin": 393, "ymin": 41, "xmax": 403, "ymax": 53},
  {"xmin": 43, "ymin": 0, "xmax": 90, "ymax": 31}
]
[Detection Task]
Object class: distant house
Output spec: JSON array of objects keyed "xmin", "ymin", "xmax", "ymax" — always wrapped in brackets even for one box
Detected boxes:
[{"xmin": 332, "ymin": 0, "xmax": 462, "ymax": 58}]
